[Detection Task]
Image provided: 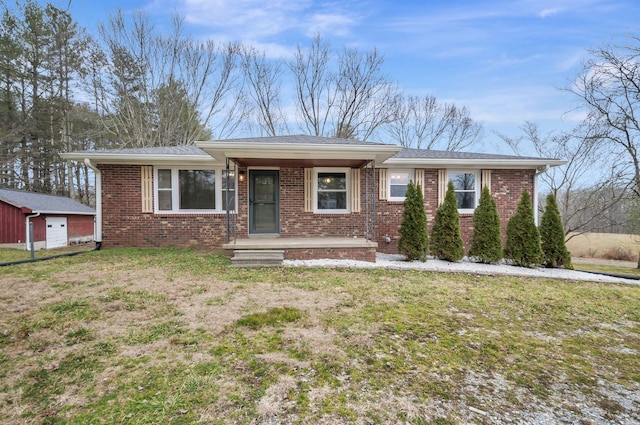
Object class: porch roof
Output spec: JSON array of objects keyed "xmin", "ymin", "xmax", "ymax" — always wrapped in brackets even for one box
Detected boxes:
[{"xmin": 196, "ymin": 135, "xmax": 402, "ymax": 167}]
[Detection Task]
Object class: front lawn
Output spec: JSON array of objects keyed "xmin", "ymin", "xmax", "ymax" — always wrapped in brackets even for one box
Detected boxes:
[
  {"xmin": 0, "ymin": 245, "xmax": 95, "ymax": 263},
  {"xmin": 0, "ymin": 248, "xmax": 638, "ymax": 424}
]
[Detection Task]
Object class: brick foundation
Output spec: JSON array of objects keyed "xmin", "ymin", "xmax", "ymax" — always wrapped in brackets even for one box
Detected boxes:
[{"xmin": 284, "ymin": 247, "xmax": 377, "ymax": 262}]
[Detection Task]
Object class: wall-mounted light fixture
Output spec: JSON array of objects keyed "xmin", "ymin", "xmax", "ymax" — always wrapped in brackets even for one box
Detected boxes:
[{"xmin": 238, "ymin": 169, "xmax": 246, "ymax": 182}]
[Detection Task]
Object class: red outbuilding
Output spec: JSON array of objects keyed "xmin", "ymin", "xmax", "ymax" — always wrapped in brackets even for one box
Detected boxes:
[{"xmin": 0, "ymin": 188, "xmax": 95, "ymax": 250}]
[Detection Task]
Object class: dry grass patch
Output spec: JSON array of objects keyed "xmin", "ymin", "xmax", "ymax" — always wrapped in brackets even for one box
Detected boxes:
[
  {"xmin": 567, "ymin": 232, "xmax": 640, "ymax": 261},
  {"xmin": 0, "ymin": 248, "xmax": 638, "ymax": 424}
]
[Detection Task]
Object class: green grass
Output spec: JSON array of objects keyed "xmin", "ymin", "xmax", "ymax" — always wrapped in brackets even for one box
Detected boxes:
[
  {"xmin": 235, "ymin": 307, "xmax": 304, "ymax": 329},
  {"xmin": 0, "ymin": 247, "xmax": 638, "ymax": 424},
  {"xmin": 574, "ymin": 262, "xmax": 640, "ymax": 278},
  {"xmin": 0, "ymin": 245, "xmax": 95, "ymax": 263}
]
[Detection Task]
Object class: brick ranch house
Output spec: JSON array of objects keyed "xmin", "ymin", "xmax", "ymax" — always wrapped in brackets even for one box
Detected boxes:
[{"xmin": 61, "ymin": 135, "xmax": 564, "ymax": 262}]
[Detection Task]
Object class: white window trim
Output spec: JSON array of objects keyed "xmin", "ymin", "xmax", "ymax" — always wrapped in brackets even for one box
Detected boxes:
[
  {"xmin": 448, "ymin": 170, "xmax": 479, "ymax": 214},
  {"xmin": 153, "ymin": 166, "xmax": 236, "ymax": 214},
  {"xmin": 388, "ymin": 168, "xmax": 413, "ymax": 202},
  {"xmin": 313, "ymin": 167, "xmax": 351, "ymax": 214}
]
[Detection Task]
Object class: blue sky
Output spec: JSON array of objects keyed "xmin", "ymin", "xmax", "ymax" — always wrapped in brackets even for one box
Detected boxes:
[{"xmin": 39, "ymin": 0, "xmax": 640, "ymax": 150}]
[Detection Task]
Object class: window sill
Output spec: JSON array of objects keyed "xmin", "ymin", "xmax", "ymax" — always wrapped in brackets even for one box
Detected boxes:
[
  {"xmin": 313, "ymin": 211, "xmax": 352, "ymax": 215},
  {"xmin": 154, "ymin": 211, "xmax": 237, "ymax": 216}
]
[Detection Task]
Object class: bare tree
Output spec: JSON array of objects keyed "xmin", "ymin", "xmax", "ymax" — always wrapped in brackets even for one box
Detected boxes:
[
  {"xmin": 386, "ymin": 94, "xmax": 483, "ymax": 150},
  {"xmin": 498, "ymin": 121, "xmax": 630, "ymax": 239},
  {"xmin": 333, "ymin": 46, "xmax": 395, "ymax": 140},
  {"xmin": 241, "ymin": 45, "xmax": 288, "ymax": 136},
  {"xmin": 90, "ymin": 10, "xmax": 241, "ymax": 147},
  {"xmin": 568, "ymin": 35, "xmax": 640, "ymax": 197},
  {"xmin": 288, "ymin": 35, "xmax": 335, "ymax": 136},
  {"xmin": 286, "ymin": 37, "xmax": 395, "ymax": 141}
]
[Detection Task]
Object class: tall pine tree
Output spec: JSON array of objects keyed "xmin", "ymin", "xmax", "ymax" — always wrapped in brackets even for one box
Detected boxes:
[
  {"xmin": 430, "ymin": 181, "xmax": 464, "ymax": 262},
  {"xmin": 505, "ymin": 190, "xmax": 543, "ymax": 267},
  {"xmin": 540, "ymin": 193, "xmax": 573, "ymax": 268},
  {"xmin": 398, "ymin": 181, "xmax": 428, "ymax": 261},
  {"xmin": 469, "ymin": 186, "xmax": 503, "ymax": 263}
]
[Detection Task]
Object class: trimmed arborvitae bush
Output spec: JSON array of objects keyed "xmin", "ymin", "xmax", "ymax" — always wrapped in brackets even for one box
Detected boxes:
[
  {"xmin": 504, "ymin": 190, "xmax": 544, "ymax": 267},
  {"xmin": 430, "ymin": 181, "xmax": 464, "ymax": 262},
  {"xmin": 468, "ymin": 186, "xmax": 503, "ymax": 263},
  {"xmin": 540, "ymin": 193, "xmax": 573, "ymax": 269},
  {"xmin": 398, "ymin": 181, "xmax": 428, "ymax": 261}
]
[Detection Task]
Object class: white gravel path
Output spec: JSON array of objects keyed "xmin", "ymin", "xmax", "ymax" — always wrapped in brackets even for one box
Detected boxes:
[{"xmin": 285, "ymin": 253, "xmax": 640, "ymax": 286}]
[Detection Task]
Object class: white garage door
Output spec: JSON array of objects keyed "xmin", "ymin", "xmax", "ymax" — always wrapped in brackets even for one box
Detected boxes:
[{"xmin": 46, "ymin": 217, "xmax": 68, "ymax": 249}]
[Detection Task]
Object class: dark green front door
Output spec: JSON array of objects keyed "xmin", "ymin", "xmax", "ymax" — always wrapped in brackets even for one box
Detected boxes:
[{"xmin": 249, "ymin": 170, "xmax": 279, "ymax": 234}]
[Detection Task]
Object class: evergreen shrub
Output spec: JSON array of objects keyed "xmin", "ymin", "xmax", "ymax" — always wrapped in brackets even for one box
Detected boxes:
[
  {"xmin": 398, "ymin": 181, "xmax": 429, "ymax": 261},
  {"xmin": 430, "ymin": 181, "xmax": 464, "ymax": 262},
  {"xmin": 504, "ymin": 190, "xmax": 543, "ymax": 267},
  {"xmin": 469, "ymin": 186, "xmax": 503, "ymax": 263},
  {"xmin": 540, "ymin": 193, "xmax": 573, "ymax": 269}
]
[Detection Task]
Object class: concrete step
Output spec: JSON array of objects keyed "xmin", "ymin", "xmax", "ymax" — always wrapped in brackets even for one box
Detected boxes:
[{"xmin": 231, "ymin": 250, "xmax": 285, "ymax": 267}]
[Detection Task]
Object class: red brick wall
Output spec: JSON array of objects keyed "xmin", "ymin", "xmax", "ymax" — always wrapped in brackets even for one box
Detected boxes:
[
  {"xmin": 99, "ymin": 164, "xmax": 230, "ymax": 249},
  {"xmin": 491, "ymin": 169, "xmax": 536, "ymax": 244},
  {"xmin": 285, "ymin": 247, "xmax": 376, "ymax": 262},
  {"xmin": 99, "ymin": 164, "xmax": 535, "ymax": 255},
  {"xmin": 375, "ymin": 168, "xmax": 535, "ymax": 254},
  {"xmin": 235, "ymin": 167, "xmax": 369, "ymax": 238},
  {"xmin": 278, "ymin": 167, "xmax": 368, "ymax": 238}
]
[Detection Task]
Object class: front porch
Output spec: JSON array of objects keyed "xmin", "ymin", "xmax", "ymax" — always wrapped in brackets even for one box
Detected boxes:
[{"xmin": 223, "ymin": 237, "xmax": 378, "ymax": 263}]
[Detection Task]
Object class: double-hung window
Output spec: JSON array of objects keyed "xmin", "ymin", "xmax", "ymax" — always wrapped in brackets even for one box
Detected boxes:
[
  {"xmin": 448, "ymin": 171, "xmax": 478, "ymax": 213},
  {"xmin": 154, "ymin": 167, "xmax": 235, "ymax": 213},
  {"xmin": 315, "ymin": 168, "xmax": 350, "ymax": 213},
  {"xmin": 388, "ymin": 169, "xmax": 412, "ymax": 201}
]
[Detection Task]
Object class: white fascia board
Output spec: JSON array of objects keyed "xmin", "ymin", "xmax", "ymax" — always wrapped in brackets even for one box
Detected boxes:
[
  {"xmin": 381, "ymin": 158, "xmax": 567, "ymax": 169},
  {"xmin": 60, "ymin": 152, "xmax": 220, "ymax": 166},
  {"xmin": 196, "ymin": 142, "xmax": 402, "ymax": 163},
  {"xmin": 36, "ymin": 211, "xmax": 96, "ymax": 215}
]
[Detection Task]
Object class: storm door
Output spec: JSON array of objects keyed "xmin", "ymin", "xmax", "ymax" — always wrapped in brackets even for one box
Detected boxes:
[{"xmin": 249, "ymin": 170, "xmax": 279, "ymax": 234}]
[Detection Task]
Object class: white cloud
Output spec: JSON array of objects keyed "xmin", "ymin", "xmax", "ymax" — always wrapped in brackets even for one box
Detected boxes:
[
  {"xmin": 305, "ymin": 13, "xmax": 355, "ymax": 37},
  {"xmin": 538, "ymin": 8, "xmax": 561, "ymax": 18},
  {"xmin": 180, "ymin": 0, "xmax": 309, "ymax": 38},
  {"xmin": 158, "ymin": 0, "xmax": 361, "ymax": 46}
]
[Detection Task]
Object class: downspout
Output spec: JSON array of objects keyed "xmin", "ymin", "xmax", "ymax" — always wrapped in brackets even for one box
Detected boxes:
[
  {"xmin": 84, "ymin": 158, "xmax": 102, "ymax": 250},
  {"xmin": 534, "ymin": 165, "xmax": 549, "ymax": 226},
  {"xmin": 25, "ymin": 212, "xmax": 41, "ymax": 251}
]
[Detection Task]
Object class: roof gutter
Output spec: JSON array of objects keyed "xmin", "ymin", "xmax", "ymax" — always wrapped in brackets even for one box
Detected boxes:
[
  {"xmin": 382, "ymin": 158, "xmax": 567, "ymax": 168},
  {"xmin": 84, "ymin": 158, "xmax": 102, "ymax": 250},
  {"xmin": 62, "ymin": 151, "xmax": 216, "ymax": 165}
]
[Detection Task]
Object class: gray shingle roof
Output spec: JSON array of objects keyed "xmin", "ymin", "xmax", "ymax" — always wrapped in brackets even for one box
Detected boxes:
[
  {"xmin": 214, "ymin": 134, "xmax": 391, "ymax": 146},
  {"xmin": 395, "ymin": 148, "xmax": 556, "ymax": 161},
  {"xmin": 63, "ymin": 138, "xmax": 561, "ymax": 163},
  {"xmin": 69, "ymin": 145, "xmax": 208, "ymax": 156},
  {"xmin": 0, "ymin": 188, "xmax": 95, "ymax": 215}
]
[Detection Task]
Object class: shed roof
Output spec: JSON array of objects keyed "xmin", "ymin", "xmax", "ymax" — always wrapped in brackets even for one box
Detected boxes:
[{"xmin": 0, "ymin": 188, "xmax": 95, "ymax": 215}]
